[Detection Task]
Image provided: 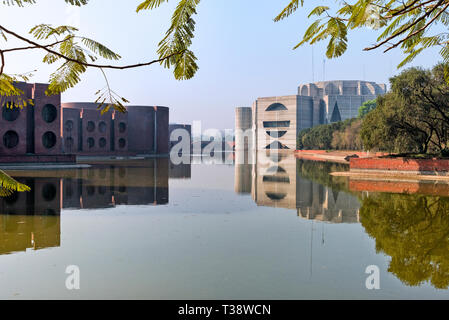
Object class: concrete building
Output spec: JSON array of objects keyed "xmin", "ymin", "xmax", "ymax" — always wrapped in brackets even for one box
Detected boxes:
[
  {"xmin": 0, "ymin": 82, "xmax": 62, "ymax": 157},
  {"xmin": 236, "ymin": 80, "xmax": 386, "ymax": 151},
  {"xmin": 235, "ymin": 107, "xmax": 253, "ymax": 152},
  {"xmin": 0, "ymin": 82, "xmax": 170, "ymax": 160},
  {"xmin": 62, "ymin": 103, "xmax": 169, "ymax": 156}
]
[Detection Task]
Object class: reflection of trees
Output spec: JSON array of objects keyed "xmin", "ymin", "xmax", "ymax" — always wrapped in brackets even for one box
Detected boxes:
[
  {"xmin": 296, "ymin": 160, "xmax": 353, "ymax": 194},
  {"xmin": 360, "ymin": 193, "xmax": 449, "ymax": 289}
]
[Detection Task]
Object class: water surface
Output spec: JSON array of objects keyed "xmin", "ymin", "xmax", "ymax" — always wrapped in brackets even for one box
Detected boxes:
[{"xmin": 0, "ymin": 152, "xmax": 449, "ymax": 299}]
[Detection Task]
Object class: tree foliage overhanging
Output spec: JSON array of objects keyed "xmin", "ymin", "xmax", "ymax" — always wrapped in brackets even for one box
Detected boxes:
[
  {"xmin": 275, "ymin": 1, "xmax": 449, "ymax": 76},
  {"xmin": 0, "ymin": 0, "xmax": 202, "ymax": 194},
  {"xmin": 0, "ymin": 0, "xmax": 200, "ymax": 113}
]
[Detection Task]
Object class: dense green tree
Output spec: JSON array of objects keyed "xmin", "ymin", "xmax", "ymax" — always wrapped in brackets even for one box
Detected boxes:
[
  {"xmin": 358, "ymin": 99, "xmax": 377, "ymax": 118},
  {"xmin": 331, "ymin": 119, "xmax": 363, "ymax": 150},
  {"xmin": 298, "ymin": 118, "xmax": 363, "ymax": 150},
  {"xmin": 361, "ymin": 64, "xmax": 449, "ymax": 154},
  {"xmin": 360, "ymin": 193, "xmax": 449, "ymax": 289}
]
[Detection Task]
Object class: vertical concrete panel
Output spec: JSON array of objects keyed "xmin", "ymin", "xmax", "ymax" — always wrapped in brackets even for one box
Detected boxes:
[
  {"xmin": 114, "ymin": 111, "xmax": 129, "ymax": 154},
  {"xmin": 235, "ymin": 107, "xmax": 253, "ymax": 151},
  {"xmin": 81, "ymin": 109, "xmax": 113, "ymax": 155},
  {"xmin": 156, "ymin": 107, "xmax": 169, "ymax": 154},
  {"xmin": 62, "ymin": 108, "xmax": 81, "ymax": 154},
  {"xmin": 32, "ymin": 83, "xmax": 62, "ymax": 155},
  {"xmin": 0, "ymin": 83, "xmax": 32, "ymax": 156}
]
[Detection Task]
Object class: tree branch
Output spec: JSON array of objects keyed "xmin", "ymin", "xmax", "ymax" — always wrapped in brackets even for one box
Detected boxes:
[
  {"xmin": 364, "ymin": 0, "xmax": 444, "ymax": 51},
  {"xmin": 384, "ymin": 1, "xmax": 449, "ymax": 53},
  {"xmin": 0, "ymin": 25, "xmax": 185, "ymax": 70}
]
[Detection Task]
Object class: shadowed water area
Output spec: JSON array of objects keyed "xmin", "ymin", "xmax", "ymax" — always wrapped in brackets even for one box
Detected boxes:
[{"xmin": 0, "ymin": 152, "xmax": 449, "ymax": 299}]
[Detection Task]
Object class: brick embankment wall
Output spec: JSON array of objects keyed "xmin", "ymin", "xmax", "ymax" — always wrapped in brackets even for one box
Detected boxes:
[
  {"xmin": 350, "ymin": 157, "xmax": 449, "ymax": 173},
  {"xmin": 349, "ymin": 180, "xmax": 449, "ymax": 196}
]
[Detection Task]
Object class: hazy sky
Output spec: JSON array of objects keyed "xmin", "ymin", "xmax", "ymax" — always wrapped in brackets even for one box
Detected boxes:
[{"xmin": 0, "ymin": 0, "xmax": 440, "ymax": 129}]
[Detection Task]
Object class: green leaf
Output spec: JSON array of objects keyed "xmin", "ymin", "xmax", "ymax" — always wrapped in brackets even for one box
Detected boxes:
[{"xmin": 136, "ymin": 0, "xmax": 168, "ymax": 12}]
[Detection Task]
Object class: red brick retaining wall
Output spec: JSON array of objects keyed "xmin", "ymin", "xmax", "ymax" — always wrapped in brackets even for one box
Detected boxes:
[{"xmin": 350, "ymin": 157, "xmax": 449, "ymax": 172}]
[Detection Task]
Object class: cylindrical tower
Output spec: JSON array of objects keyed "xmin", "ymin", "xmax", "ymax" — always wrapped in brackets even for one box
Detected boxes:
[{"xmin": 235, "ymin": 107, "xmax": 253, "ymax": 152}]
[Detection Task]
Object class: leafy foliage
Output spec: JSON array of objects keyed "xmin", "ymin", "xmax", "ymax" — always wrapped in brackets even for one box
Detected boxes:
[
  {"xmin": 360, "ymin": 64, "xmax": 449, "ymax": 154},
  {"xmin": 358, "ymin": 99, "xmax": 377, "ymax": 118},
  {"xmin": 274, "ymin": 1, "xmax": 449, "ymax": 70},
  {"xmin": 298, "ymin": 118, "xmax": 363, "ymax": 150},
  {"xmin": 0, "ymin": 171, "xmax": 30, "ymax": 197},
  {"xmin": 137, "ymin": 0, "xmax": 200, "ymax": 80},
  {"xmin": 0, "ymin": 0, "xmax": 195, "ymax": 114}
]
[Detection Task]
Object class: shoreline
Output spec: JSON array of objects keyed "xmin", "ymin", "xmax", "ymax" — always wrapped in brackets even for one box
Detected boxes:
[
  {"xmin": 294, "ymin": 150, "xmax": 385, "ymax": 164},
  {"xmin": 295, "ymin": 150, "xmax": 449, "ymax": 182}
]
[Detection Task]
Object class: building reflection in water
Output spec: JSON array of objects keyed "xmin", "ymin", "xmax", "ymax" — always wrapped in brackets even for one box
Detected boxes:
[
  {"xmin": 0, "ymin": 178, "xmax": 61, "ymax": 255},
  {"xmin": 63, "ymin": 159, "xmax": 170, "ymax": 209},
  {"xmin": 0, "ymin": 158, "xmax": 191, "ymax": 255},
  {"xmin": 235, "ymin": 150, "xmax": 361, "ymax": 223}
]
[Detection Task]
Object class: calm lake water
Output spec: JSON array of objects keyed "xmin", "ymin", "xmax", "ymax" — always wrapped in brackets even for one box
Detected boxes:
[{"xmin": 1, "ymin": 151, "xmax": 449, "ymax": 299}]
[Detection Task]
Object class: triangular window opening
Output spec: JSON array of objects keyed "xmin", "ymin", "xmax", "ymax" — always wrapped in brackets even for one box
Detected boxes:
[{"xmin": 330, "ymin": 102, "xmax": 342, "ymax": 123}]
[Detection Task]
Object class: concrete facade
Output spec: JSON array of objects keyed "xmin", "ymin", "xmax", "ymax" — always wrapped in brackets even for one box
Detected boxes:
[
  {"xmin": 0, "ymin": 83, "xmax": 171, "ymax": 160},
  {"xmin": 0, "ymin": 82, "xmax": 63, "ymax": 156},
  {"xmin": 62, "ymin": 103, "xmax": 169, "ymax": 156},
  {"xmin": 240, "ymin": 80, "xmax": 386, "ymax": 151}
]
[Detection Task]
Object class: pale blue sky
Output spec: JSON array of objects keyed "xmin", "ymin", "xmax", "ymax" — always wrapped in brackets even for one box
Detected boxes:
[{"xmin": 0, "ymin": 0, "xmax": 440, "ymax": 129}]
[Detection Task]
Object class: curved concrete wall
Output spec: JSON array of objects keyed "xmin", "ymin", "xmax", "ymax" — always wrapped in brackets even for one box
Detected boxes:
[{"xmin": 61, "ymin": 103, "xmax": 169, "ymax": 155}]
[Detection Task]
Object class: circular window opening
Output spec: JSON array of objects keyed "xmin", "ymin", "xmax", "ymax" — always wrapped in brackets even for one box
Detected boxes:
[
  {"xmin": 42, "ymin": 104, "xmax": 57, "ymax": 123},
  {"xmin": 87, "ymin": 137, "xmax": 95, "ymax": 149},
  {"xmin": 3, "ymin": 131, "xmax": 19, "ymax": 149},
  {"xmin": 65, "ymin": 137, "xmax": 74, "ymax": 149},
  {"xmin": 99, "ymin": 121, "xmax": 107, "ymax": 133},
  {"xmin": 42, "ymin": 183, "xmax": 57, "ymax": 202},
  {"xmin": 118, "ymin": 138, "xmax": 126, "ymax": 149},
  {"xmin": 2, "ymin": 104, "xmax": 20, "ymax": 122},
  {"xmin": 119, "ymin": 122, "xmax": 127, "ymax": 133},
  {"xmin": 99, "ymin": 137, "xmax": 107, "ymax": 148},
  {"xmin": 65, "ymin": 120, "xmax": 74, "ymax": 132},
  {"xmin": 87, "ymin": 121, "xmax": 95, "ymax": 133},
  {"xmin": 42, "ymin": 131, "xmax": 57, "ymax": 149}
]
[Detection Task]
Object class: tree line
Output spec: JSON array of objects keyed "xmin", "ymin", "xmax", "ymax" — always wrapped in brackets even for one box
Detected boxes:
[{"xmin": 298, "ymin": 64, "xmax": 449, "ymax": 157}]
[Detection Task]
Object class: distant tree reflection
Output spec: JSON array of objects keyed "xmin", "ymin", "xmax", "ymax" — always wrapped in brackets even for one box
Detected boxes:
[{"xmin": 360, "ymin": 193, "xmax": 449, "ymax": 289}]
